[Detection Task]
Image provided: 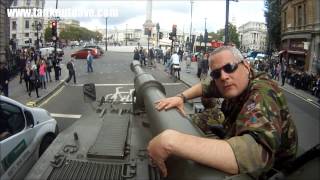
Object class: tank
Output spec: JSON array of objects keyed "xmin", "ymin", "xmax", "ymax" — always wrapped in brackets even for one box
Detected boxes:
[{"xmin": 25, "ymin": 61, "xmax": 319, "ymax": 180}]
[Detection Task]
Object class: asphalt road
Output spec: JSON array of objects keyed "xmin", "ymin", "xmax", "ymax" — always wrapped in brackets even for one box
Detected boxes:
[
  {"xmin": 40, "ymin": 48, "xmax": 319, "ymax": 153},
  {"xmin": 39, "ymin": 48, "xmax": 189, "ymax": 132}
]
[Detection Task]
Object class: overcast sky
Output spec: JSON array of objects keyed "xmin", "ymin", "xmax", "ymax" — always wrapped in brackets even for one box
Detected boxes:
[{"xmin": 45, "ymin": 0, "xmax": 266, "ymax": 33}]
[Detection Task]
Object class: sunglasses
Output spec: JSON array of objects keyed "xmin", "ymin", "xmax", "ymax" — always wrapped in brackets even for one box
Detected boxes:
[{"xmin": 210, "ymin": 61, "xmax": 243, "ymax": 79}]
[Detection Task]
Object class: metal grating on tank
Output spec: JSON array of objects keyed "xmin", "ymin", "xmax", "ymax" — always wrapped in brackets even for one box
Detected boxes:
[
  {"xmin": 87, "ymin": 114, "xmax": 130, "ymax": 159},
  {"xmin": 49, "ymin": 159, "xmax": 123, "ymax": 180}
]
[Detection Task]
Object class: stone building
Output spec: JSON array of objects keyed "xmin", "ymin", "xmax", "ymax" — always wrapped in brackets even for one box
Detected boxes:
[
  {"xmin": 9, "ymin": 0, "xmax": 45, "ymax": 49},
  {"xmin": 280, "ymin": 0, "xmax": 320, "ymax": 73},
  {"xmin": 0, "ymin": 0, "xmax": 13, "ymax": 64},
  {"xmin": 238, "ymin": 21, "xmax": 267, "ymax": 52}
]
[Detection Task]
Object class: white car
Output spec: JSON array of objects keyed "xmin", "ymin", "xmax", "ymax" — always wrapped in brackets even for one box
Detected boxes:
[{"xmin": 0, "ymin": 96, "xmax": 58, "ymax": 180}]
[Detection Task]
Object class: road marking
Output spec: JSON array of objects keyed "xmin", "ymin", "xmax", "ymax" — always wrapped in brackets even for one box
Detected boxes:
[
  {"xmin": 280, "ymin": 86, "xmax": 320, "ymax": 109},
  {"xmin": 71, "ymin": 83, "xmax": 184, "ymax": 87},
  {"xmin": 38, "ymin": 86, "xmax": 65, "ymax": 107},
  {"xmin": 51, "ymin": 113, "xmax": 82, "ymax": 119}
]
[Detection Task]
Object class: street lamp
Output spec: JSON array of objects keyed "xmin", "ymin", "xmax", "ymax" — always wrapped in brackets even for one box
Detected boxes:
[
  {"xmin": 189, "ymin": 0, "xmax": 194, "ymax": 53},
  {"xmin": 224, "ymin": 0, "xmax": 238, "ymax": 45},
  {"xmin": 32, "ymin": 21, "xmax": 42, "ymax": 50},
  {"xmin": 125, "ymin": 24, "xmax": 128, "ymax": 46},
  {"xmin": 204, "ymin": 18, "xmax": 207, "ymax": 52}
]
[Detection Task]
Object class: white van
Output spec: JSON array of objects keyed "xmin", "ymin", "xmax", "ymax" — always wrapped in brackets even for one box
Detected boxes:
[{"xmin": 0, "ymin": 96, "xmax": 58, "ymax": 180}]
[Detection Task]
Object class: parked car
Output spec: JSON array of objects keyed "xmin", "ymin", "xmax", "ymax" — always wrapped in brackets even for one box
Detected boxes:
[
  {"xmin": 0, "ymin": 95, "xmax": 58, "ymax": 180},
  {"xmin": 71, "ymin": 48, "xmax": 100, "ymax": 59},
  {"xmin": 84, "ymin": 45, "xmax": 104, "ymax": 55}
]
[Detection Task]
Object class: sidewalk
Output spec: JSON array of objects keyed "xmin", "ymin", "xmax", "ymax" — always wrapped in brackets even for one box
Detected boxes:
[
  {"xmin": 7, "ymin": 62, "xmax": 68, "ymax": 106},
  {"xmin": 158, "ymin": 60, "xmax": 320, "ymax": 106}
]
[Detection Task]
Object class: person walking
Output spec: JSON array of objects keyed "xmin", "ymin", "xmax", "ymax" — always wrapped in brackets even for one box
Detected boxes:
[
  {"xmin": 39, "ymin": 59, "xmax": 47, "ymax": 89},
  {"xmin": 87, "ymin": 51, "xmax": 93, "ymax": 72},
  {"xmin": 45, "ymin": 57, "xmax": 52, "ymax": 82},
  {"xmin": 23, "ymin": 62, "xmax": 32, "ymax": 93},
  {"xmin": 0, "ymin": 63, "xmax": 9, "ymax": 97},
  {"xmin": 66, "ymin": 58, "xmax": 76, "ymax": 84},
  {"xmin": 29, "ymin": 65, "xmax": 40, "ymax": 98}
]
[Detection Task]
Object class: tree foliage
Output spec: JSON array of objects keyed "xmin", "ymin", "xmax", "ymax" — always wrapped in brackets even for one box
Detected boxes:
[
  {"xmin": 60, "ymin": 26, "xmax": 103, "ymax": 42},
  {"xmin": 44, "ymin": 25, "xmax": 103, "ymax": 42},
  {"xmin": 213, "ymin": 23, "xmax": 240, "ymax": 47},
  {"xmin": 264, "ymin": 0, "xmax": 281, "ymax": 52}
]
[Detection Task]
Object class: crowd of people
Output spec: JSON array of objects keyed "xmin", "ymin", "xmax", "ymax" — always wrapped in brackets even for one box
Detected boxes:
[
  {"xmin": 0, "ymin": 48, "xmax": 63, "ymax": 98},
  {"xmin": 252, "ymin": 59, "xmax": 320, "ymax": 102}
]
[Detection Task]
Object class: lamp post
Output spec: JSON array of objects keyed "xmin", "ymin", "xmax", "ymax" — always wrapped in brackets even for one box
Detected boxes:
[
  {"xmin": 204, "ymin": 18, "xmax": 207, "ymax": 52},
  {"xmin": 105, "ymin": 17, "xmax": 108, "ymax": 51},
  {"xmin": 125, "ymin": 24, "xmax": 128, "ymax": 46},
  {"xmin": 32, "ymin": 21, "xmax": 42, "ymax": 50},
  {"xmin": 189, "ymin": 0, "xmax": 194, "ymax": 53},
  {"xmin": 224, "ymin": 0, "xmax": 238, "ymax": 45}
]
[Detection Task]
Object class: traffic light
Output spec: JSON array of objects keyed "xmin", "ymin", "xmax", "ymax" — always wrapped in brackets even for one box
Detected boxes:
[
  {"xmin": 169, "ymin": 32, "xmax": 173, "ymax": 40},
  {"xmin": 172, "ymin": 24, "xmax": 177, "ymax": 36},
  {"xmin": 51, "ymin": 21, "xmax": 57, "ymax": 36},
  {"xmin": 159, "ymin": 32, "xmax": 163, "ymax": 39}
]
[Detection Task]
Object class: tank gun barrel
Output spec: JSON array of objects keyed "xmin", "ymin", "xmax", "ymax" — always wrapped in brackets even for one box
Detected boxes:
[{"xmin": 131, "ymin": 60, "xmax": 201, "ymax": 136}]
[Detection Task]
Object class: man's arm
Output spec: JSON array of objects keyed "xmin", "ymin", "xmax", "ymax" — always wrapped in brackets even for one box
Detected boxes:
[
  {"xmin": 155, "ymin": 82, "xmax": 203, "ymax": 113},
  {"xmin": 148, "ymin": 129, "xmax": 238, "ymax": 177}
]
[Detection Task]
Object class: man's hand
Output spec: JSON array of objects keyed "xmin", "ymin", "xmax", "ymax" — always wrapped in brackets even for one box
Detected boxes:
[
  {"xmin": 147, "ymin": 130, "xmax": 178, "ymax": 177},
  {"xmin": 154, "ymin": 97, "xmax": 186, "ymax": 116}
]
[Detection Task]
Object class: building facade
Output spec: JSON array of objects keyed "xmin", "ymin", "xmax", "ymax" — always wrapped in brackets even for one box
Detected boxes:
[
  {"xmin": 281, "ymin": 0, "xmax": 320, "ymax": 73},
  {"xmin": 9, "ymin": 0, "xmax": 45, "ymax": 49},
  {"xmin": 0, "ymin": 0, "xmax": 13, "ymax": 64},
  {"xmin": 238, "ymin": 21, "xmax": 267, "ymax": 52}
]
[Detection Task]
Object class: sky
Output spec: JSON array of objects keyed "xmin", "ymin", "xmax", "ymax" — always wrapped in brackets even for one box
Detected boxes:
[{"xmin": 45, "ymin": 0, "xmax": 266, "ymax": 33}]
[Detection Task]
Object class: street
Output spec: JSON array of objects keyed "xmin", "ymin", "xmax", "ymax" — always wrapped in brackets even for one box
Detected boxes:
[
  {"xmin": 38, "ymin": 47, "xmax": 320, "ymax": 154},
  {"xmin": 39, "ymin": 47, "xmax": 189, "ymax": 132}
]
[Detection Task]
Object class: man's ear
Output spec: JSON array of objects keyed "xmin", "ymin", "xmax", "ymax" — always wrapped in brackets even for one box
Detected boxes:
[{"xmin": 242, "ymin": 60, "xmax": 251, "ymax": 73}]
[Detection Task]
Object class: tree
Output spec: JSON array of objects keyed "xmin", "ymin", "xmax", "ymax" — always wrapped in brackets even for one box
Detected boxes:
[
  {"xmin": 264, "ymin": 0, "xmax": 281, "ymax": 52},
  {"xmin": 215, "ymin": 23, "xmax": 240, "ymax": 47},
  {"xmin": 44, "ymin": 26, "xmax": 53, "ymax": 42}
]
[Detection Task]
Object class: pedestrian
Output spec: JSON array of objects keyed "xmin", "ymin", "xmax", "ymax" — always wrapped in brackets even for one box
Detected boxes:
[
  {"xmin": 281, "ymin": 64, "xmax": 287, "ymax": 86},
  {"xmin": 52, "ymin": 56, "xmax": 60, "ymax": 81},
  {"xmin": 39, "ymin": 59, "xmax": 47, "ymax": 89},
  {"xmin": 87, "ymin": 51, "xmax": 93, "ymax": 72},
  {"xmin": 66, "ymin": 58, "xmax": 76, "ymax": 84},
  {"xmin": 149, "ymin": 46, "xmax": 297, "ymax": 178},
  {"xmin": 196, "ymin": 55, "xmax": 202, "ymax": 78},
  {"xmin": 200, "ymin": 53, "xmax": 209, "ymax": 80},
  {"xmin": 23, "ymin": 62, "xmax": 32, "ymax": 93},
  {"xmin": 45, "ymin": 56, "xmax": 53, "ymax": 82},
  {"xmin": 29, "ymin": 65, "xmax": 40, "ymax": 98},
  {"xmin": 18, "ymin": 52, "xmax": 26, "ymax": 84},
  {"xmin": 0, "ymin": 63, "xmax": 9, "ymax": 97},
  {"xmin": 133, "ymin": 47, "xmax": 140, "ymax": 60}
]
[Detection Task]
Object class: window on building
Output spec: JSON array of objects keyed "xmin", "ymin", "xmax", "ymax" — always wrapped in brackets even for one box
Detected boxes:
[
  {"xmin": 12, "ymin": 34, "xmax": 16, "ymax": 39},
  {"xmin": 25, "ymin": 20, "xmax": 29, "ymax": 29},
  {"xmin": 26, "ymin": 0, "xmax": 31, "ymax": 6},
  {"xmin": 283, "ymin": 11, "xmax": 287, "ymax": 30},
  {"xmin": 34, "ymin": 33, "xmax": 38, "ymax": 36},
  {"xmin": 12, "ymin": 21, "xmax": 17, "ymax": 30},
  {"xmin": 25, "ymin": 33, "xmax": 29, "ymax": 37},
  {"xmin": 13, "ymin": 0, "xmax": 18, "ymax": 6},
  {"xmin": 36, "ymin": 0, "xmax": 40, "ymax": 6},
  {"xmin": 297, "ymin": 5, "xmax": 303, "ymax": 27}
]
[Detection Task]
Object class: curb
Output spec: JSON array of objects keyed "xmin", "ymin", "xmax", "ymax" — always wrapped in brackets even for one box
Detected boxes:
[{"xmin": 33, "ymin": 80, "xmax": 65, "ymax": 107}]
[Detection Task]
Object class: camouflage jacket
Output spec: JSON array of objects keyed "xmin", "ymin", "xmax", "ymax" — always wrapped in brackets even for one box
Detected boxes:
[{"xmin": 201, "ymin": 71, "xmax": 298, "ymax": 176}]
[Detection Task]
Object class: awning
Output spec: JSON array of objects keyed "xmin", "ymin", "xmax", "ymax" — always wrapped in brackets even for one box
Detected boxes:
[
  {"xmin": 287, "ymin": 50, "xmax": 306, "ymax": 55},
  {"xmin": 279, "ymin": 50, "xmax": 287, "ymax": 55}
]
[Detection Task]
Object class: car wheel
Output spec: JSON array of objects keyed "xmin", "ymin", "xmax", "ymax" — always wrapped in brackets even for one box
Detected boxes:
[{"xmin": 39, "ymin": 134, "xmax": 55, "ymax": 157}]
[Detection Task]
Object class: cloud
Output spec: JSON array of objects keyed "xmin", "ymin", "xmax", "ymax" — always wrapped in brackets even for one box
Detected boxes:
[{"xmin": 45, "ymin": 0, "xmax": 266, "ymax": 32}]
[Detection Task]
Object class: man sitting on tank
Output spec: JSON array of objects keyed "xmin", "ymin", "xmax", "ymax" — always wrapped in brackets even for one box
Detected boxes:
[{"xmin": 147, "ymin": 46, "xmax": 298, "ymax": 178}]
